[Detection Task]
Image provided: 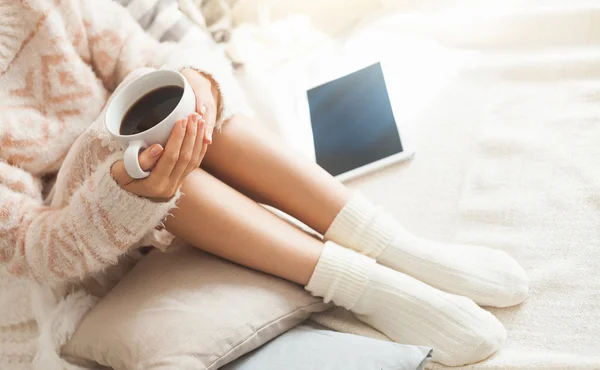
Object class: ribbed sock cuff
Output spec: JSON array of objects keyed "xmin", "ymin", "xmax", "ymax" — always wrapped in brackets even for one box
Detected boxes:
[
  {"xmin": 324, "ymin": 193, "xmax": 395, "ymax": 258},
  {"xmin": 305, "ymin": 242, "xmax": 374, "ymax": 310}
]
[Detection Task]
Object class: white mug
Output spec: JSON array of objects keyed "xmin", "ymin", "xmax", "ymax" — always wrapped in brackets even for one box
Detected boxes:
[{"xmin": 106, "ymin": 70, "xmax": 196, "ymax": 179}]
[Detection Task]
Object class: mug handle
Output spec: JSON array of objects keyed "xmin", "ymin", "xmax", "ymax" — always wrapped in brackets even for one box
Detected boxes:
[{"xmin": 124, "ymin": 140, "xmax": 150, "ymax": 179}]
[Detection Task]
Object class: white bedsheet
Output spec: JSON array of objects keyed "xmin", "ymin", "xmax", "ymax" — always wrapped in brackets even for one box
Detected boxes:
[{"xmin": 232, "ymin": 1, "xmax": 600, "ymax": 368}]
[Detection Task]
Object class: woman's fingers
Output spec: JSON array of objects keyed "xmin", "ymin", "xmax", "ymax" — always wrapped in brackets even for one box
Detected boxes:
[
  {"xmin": 111, "ymin": 144, "xmax": 163, "ymax": 186},
  {"xmin": 169, "ymin": 114, "xmax": 197, "ymax": 181},
  {"xmin": 199, "ymin": 104, "xmax": 212, "ymax": 144},
  {"xmin": 181, "ymin": 68, "xmax": 219, "ymax": 144},
  {"xmin": 199, "ymin": 104, "xmax": 217, "ymax": 144},
  {"xmin": 151, "ymin": 118, "xmax": 187, "ymax": 180},
  {"xmin": 110, "ymin": 161, "xmax": 131, "ymax": 186},
  {"xmin": 184, "ymin": 115, "xmax": 205, "ymax": 177},
  {"xmin": 139, "ymin": 144, "xmax": 164, "ymax": 171}
]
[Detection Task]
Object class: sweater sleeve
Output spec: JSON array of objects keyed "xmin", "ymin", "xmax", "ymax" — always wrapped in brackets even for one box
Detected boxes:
[
  {"xmin": 78, "ymin": 0, "xmax": 240, "ymax": 126},
  {"xmin": 0, "ymin": 157, "xmax": 179, "ymax": 283}
]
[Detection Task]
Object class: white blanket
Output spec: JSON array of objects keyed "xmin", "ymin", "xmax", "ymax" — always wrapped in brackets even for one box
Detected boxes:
[{"xmin": 232, "ymin": 1, "xmax": 600, "ymax": 368}]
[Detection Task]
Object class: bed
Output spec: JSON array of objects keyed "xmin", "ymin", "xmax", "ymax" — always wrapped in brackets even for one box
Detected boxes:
[{"xmin": 228, "ymin": 0, "xmax": 600, "ymax": 368}]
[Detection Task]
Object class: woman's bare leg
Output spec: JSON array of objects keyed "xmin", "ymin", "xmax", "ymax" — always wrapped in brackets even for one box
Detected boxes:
[
  {"xmin": 203, "ymin": 114, "xmax": 350, "ymax": 234},
  {"xmin": 200, "ymin": 115, "xmax": 529, "ymax": 309},
  {"xmin": 164, "ymin": 170, "xmax": 506, "ymax": 368},
  {"xmin": 164, "ymin": 168, "xmax": 322, "ymax": 285}
]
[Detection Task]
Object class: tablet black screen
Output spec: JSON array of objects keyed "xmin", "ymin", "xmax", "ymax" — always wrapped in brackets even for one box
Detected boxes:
[{"xmin": 307, "ymin": 62, "xmax": 403, "ymax": 177}]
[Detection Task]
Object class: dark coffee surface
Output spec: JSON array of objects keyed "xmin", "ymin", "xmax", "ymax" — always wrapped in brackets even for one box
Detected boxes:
[{"xmin": 120, "ymin": 85, "xmax": 183, "ymax": 135}]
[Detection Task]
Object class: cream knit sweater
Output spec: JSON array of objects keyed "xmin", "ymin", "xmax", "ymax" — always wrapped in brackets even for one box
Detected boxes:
[{"xmin": 0, "ymin": 0, "xmax": 240, "ymax": 368}]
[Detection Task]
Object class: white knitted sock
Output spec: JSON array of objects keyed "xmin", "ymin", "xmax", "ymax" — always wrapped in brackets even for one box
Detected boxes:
[
  {"xmin": 324, "ymin": 194, "xmax": 529, "ymax": 308},
  {"xmin": 306, "ymin": 242, "xmax": 506, "ymax": 366}
]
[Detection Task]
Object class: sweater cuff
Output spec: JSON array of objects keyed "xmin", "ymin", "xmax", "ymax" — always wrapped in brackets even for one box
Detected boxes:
[
  {"xmin": 92, "ymin": 153, "xmax": 180, "ymax": 241},
  {"xmin": 161, "ymin": 49, "xmax": 243, "ymax": 128}
]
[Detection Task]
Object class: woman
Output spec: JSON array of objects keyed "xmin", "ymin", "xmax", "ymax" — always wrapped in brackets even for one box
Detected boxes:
[{"xmin": 0, "ymin": 0, "xmax": 529, "ymax": 367}]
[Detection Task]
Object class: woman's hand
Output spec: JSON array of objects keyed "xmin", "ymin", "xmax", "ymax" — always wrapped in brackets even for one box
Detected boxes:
[
  {"xmin": 180, "ymin": 69, "xmax": 219, "ymax": 144},
  {"xmin": 111, "ymin": 113, "xmax": 206, "ymax": 201}
]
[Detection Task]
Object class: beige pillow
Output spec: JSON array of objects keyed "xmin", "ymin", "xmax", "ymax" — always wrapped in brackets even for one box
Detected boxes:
[{"xmin": 63, "ymin": 247, "xmax": 330, "ymax": 370}]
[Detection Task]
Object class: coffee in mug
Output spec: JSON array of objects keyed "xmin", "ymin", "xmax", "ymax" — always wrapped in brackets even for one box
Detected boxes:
[
  {"xmin": 119, "ymin": 85, "xmax": 184, "ymax": 136},
  {"xmin": 106, "ymin": 70, "xmax": 196, "ymax": 179}
]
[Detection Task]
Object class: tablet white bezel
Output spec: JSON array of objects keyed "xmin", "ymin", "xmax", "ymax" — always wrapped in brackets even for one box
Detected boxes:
[{"xmin": 293, "ymin": 59, "xmax": 416, "ymax": 182}]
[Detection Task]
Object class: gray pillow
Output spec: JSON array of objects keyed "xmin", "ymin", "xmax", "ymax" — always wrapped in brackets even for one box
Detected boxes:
[{"xmin": 222, "ymin": 322, "xmax": 432, "ymax": 370}]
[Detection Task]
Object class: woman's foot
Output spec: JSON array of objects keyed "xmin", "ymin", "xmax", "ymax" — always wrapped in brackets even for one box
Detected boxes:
[
  {"xmin": 306, "ymin": 242, "xmax": 507, "ymax": 366},
  {"xmin": 325, "ymin": 194, "xmax": 529, "ymax": 308}
]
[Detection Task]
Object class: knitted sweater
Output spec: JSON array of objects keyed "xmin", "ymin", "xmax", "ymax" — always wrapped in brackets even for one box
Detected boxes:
[{"xmin": 0, "ymin": 0, "xmax": 240, "ymax": 368}]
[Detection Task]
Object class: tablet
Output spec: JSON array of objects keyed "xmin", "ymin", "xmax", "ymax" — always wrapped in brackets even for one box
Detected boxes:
[{"xmin": 304, "ymin": 62, "xmax": 414, "ymax": 182}]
